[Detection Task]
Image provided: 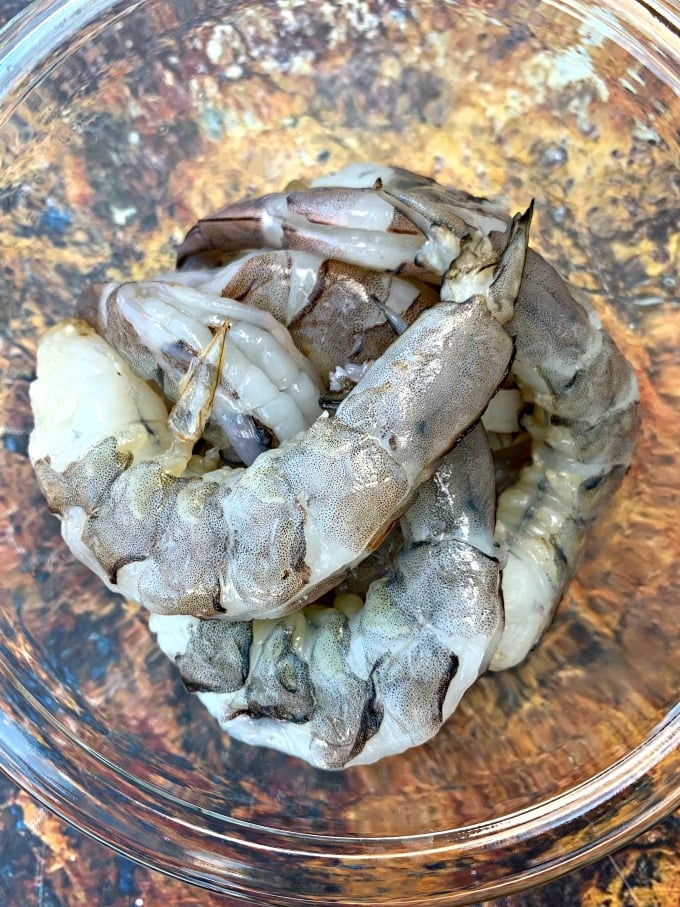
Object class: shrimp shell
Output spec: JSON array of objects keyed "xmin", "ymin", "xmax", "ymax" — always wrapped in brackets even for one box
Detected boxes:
[
  {"xmin": 29, "ymin": 162, "xmax": 640, "ymax": 766},
  {"xmin": 387, "ymin": 183, "xmax": 641, "ymax": 669},
  {"xmin": 29, "ymin": 229, "xmax": 521, "ymax": 621},
  {"xmin": 151, "ymin": 424, "xmax": 502, "ymax": 768}
]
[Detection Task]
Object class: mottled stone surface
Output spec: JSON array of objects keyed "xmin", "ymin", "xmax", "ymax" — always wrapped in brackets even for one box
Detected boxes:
[
  {"xmin": 0, "ymin": 1, "xmax": 678, "ymax": 905},
  {"xmin": 0, "ymin": 767, "xmax": 679, "ymax": 905}
]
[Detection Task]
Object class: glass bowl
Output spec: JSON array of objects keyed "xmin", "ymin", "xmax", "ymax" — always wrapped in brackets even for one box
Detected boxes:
[{"xmin": 0, "ymin": 1, "xmax": 678, "ymax": 904}]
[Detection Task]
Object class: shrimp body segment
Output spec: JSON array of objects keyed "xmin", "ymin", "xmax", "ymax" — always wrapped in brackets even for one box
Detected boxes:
[
  {"xmin": 151, "ymin": 424, "xmax": 503, "ymax": 768},
  {"xmin": 29, "ymin": 264, "xmax": 516, "ymax": 622},
  {"xmin": 406, "ymin": 196, "xmax": 641, "ymax": 669},
  {"xmin": 176, "ymin": 163, "xmax": 509, "ymax": 279}
]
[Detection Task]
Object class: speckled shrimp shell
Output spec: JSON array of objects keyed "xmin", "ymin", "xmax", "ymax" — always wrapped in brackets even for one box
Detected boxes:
[
  {"xmin": 29, "ymin": 216, "xmax": 525, "ymax": 625},
  {"xmin": 151, "ymin": 424, "xmax": 503, "ymax": 768},
  {"xmin": 177, "ymin": 162, "xmax": 640, "ymax": 669},
  {"xmin": 381, "ymin": 174, "xmax": 642, "ymax": 669}
]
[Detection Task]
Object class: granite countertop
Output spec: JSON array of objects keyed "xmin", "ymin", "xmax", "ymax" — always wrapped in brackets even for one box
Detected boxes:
[
  {"xmin": 0, "ymin": 766, "xmax": 678, "ymax": 905},
  {"xmin": 1, "ymin": 2, "xmax": 678, "ymax": 905}
]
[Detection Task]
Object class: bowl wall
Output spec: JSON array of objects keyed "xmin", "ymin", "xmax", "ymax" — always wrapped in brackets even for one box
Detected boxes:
[{"xmin": 0, "ymin": 1, "xmax": 678, "ymax": 904}]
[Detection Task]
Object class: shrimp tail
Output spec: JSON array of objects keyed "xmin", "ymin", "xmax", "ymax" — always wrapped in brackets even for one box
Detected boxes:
[
  {"xmin": 441, "ymin": 202, "xmax": 532, "ymax": 326},
  {"xmin": 167, "ymin": 321, "xmax": 229, "ymax": 447}
]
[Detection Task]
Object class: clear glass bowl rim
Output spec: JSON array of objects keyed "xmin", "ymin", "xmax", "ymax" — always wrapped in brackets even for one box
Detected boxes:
[
  {"xmin": 0, "ymin": 0, "xmax": 678, "ymax": 902},
  {"xmin": 1, "ymin": 665, "xmax": 678, "ymax": 902},
  {"xmin": 0, "ymin": 0, "xmax": 678, "ymax": 110}
]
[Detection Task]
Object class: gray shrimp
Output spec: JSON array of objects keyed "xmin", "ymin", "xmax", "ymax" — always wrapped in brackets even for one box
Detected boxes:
[
  {"xmin": 29, "ymin": 220, "xmax": 525, "ymax": 624},
  {"xmin": 29, "ymin": 203, "xmax": 531, "ymax": 767},
  {"xmin": 380, "ymin": 177, "xmax": 641, "ymax": 669},
  {"xmin": 176, "ymin": 165, "xmax": 427, "ymax": 274},
  {"xmin": 175, "ymin": 162, "xmax": 508, "ymax": 280},
  {"xmin": 151, "ymin": 422, "xmax": 502, "ymax": 768},
  {"xmin": 77, "ymin": 278, "xmax": 325, "ymax": 465},
  {"xmin": 171, "ymin": 249, "xmax": 440, "ymax": 387},
  {"xmin": 176, "ymin": 163, "xmax": 640, "ymax": 667}
]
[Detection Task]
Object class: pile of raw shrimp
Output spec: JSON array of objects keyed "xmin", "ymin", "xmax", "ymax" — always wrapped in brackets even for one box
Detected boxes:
[{"xmin": 29, "ymin": 164, "xmax": 639, "ymax": 769}]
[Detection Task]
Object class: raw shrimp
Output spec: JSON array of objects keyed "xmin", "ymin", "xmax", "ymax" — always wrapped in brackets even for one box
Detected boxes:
[
  {"xmin": 175, "ymin": 163, "xmax": 509, "ymax": 280},
  {"xmin": 176, "ymin": 165, "xmax": 427, "ymax": 274},
  {"xmin": 380, "ymin": 179, "xmax": 641, "ymax": 669},
  {"xmin": 179, "ymin": 164, "xmax": 639, "ymax": 668},
  {"xmin": 171, "ymin": 249, "xmax": 440, "ymax": 386},
  {"xmin": 151, "ymin": 423, "xmax": 502, "ymax": 768},
  {"xmin": 29, "ymin": 220, "xmax": 526, "ymax": 623},
  {"xmin": 78, "ymin": 278, "xmax": 326, "ymax": 464},
  {"xmin": 30, "ymin": 157, "xmax": 640, "ymax": 765}
]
